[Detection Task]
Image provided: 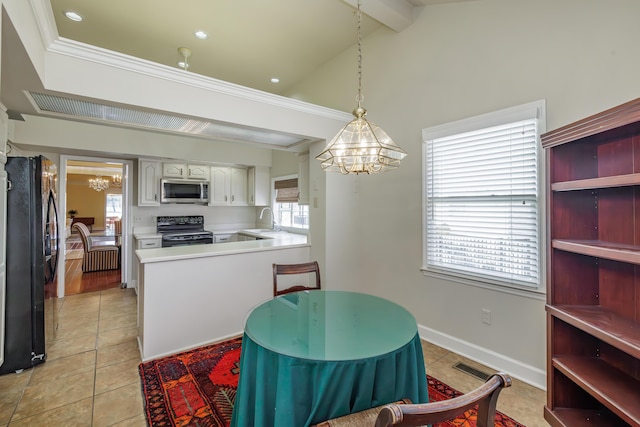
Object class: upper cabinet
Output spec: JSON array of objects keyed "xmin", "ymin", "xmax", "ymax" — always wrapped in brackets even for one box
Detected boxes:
[
  {"xmin": 162, "ymin": 162, "xmax": 209, "ymax": 180},
  {"xmin": 297, "ymin": 153, "xmax": 310, "ymax": 206},
  {"xmin": 542, "ymin": 98, "xmax": 640, "ymax": 427},
  {"xmin": 138, "ymin": 159, "xmax": 161, "ymax": 206},
  {"xmin": 209, "ymin": 166, "xmax": 248, "ymax": 206},
  {"xmin": 248, "ymin": 166, "xmax": 271, "ymax": 206}
]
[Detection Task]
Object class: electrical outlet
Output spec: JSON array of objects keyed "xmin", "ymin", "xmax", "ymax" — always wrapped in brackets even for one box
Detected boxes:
[{"xmin": 481, "ymin": 308, "xmax": 492, "ymax": 325}]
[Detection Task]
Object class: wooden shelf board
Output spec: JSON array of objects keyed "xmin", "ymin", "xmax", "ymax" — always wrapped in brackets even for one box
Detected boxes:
[
  {"xmin": 552, "ymin": 239, "xmax": 640, "ymax": 265},
  {"xmin": 547, "ymin": 305, "xmax": 640, "ymax": 358},
  {"xmin": 552, "ymin": 357, "xmax": 640, "ymax": 426},
  {"xmin": 551, "ymin": 174, "xmax": 640, "ymax": 191},
  {"xmin": 544, "ymin": 407, "xmax": 620, "ymax": 427}
]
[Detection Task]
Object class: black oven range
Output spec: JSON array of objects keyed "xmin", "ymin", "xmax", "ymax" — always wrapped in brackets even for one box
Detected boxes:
[{"xmin": 157, "ymin": 215, "xmax": 214, "ymax": 248}]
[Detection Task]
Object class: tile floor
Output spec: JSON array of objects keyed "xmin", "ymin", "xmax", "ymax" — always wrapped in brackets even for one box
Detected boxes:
[{"xmin": 0, "ymin": 288, "xmax": 549, "ymax": 426}]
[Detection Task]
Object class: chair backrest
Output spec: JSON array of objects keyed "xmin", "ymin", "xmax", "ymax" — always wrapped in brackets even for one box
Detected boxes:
[
  {"xmin": 72, "ymin": 222, "xmax": 93, "ymax": 251},
  {"xmin": 273, "ymin": 261, "xmax": 321, "ymax": 296},
  {"xmin": 114, "ymin": 219, "xmax": 122, "ymax": 235},
  {"xmin": 375, "ymin": 373, "xmax": 512, "ymax": 427}
]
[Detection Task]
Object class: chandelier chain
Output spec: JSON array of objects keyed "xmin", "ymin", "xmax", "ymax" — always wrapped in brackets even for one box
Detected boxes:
[{"xmin": 356, "ymin": 0, "xmax": 363, "ymax": 107}]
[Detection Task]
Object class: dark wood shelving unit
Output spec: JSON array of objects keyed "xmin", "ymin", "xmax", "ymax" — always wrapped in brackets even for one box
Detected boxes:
[{"xmin": 542, "ymin": 98, "xmax": 640, "ymax": 427}]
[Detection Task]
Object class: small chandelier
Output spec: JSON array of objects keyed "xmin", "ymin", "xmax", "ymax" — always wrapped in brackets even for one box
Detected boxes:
[
  {"xmin": 89, "ymin": 175, "xmax": 109, "ymax": 192},
  {"xmin": 316, "ymin": 0, "xmax": 406, "ymax": 175},
  {"xmin": 112, "ymin": 174, "xmax": 122, "ymax": 188}
]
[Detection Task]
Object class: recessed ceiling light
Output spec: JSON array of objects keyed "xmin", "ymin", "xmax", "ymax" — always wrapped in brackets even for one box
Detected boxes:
[
  {"xmin": 64, "ymin": 10, "xmax": 83, "ymax": 22},
  {"xmin": 270, "ymin": 78, "xmax": 280, "ymax": 83},
  {"xmin": 194, "ymin": 31, "xmax": 208, "ymax": 40}
]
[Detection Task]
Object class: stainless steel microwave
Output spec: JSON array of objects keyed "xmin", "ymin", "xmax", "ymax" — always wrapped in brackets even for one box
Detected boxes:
[{"xmin": 161, "ymin": 179, "xmax": 209, "ymax": 204}]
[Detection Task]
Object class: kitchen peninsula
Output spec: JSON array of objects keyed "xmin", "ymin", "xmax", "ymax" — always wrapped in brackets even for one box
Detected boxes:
[{"xmin": 135, "ymin": 230, "xmax": 310, "ymax": 361}]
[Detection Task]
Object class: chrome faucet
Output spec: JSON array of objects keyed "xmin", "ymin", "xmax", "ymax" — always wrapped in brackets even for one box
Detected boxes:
[{"xmin": 259, "ymin": 207, "xmax": 279, "ymax": 231}]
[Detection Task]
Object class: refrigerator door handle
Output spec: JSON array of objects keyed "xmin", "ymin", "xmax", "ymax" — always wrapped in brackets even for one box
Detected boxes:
[{"xmin": 45, "ymin": 190, "xmax": 59, "ymax": 283}]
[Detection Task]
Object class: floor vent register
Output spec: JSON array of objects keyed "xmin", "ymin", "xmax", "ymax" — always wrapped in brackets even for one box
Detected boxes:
[{"xmin": 452, "ymin": 362, "xmax": 491, "ymax": 381}]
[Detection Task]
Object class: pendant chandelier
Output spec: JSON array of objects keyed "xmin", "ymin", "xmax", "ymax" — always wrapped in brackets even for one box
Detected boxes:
[
  {"xmin": 316, "ymin": 0, "xmax": 406, "ymax": 175},
  {"xmin": 89, "ymin": 175, "xmax": 109, "ymax": 192},
  {"xmin": 112, "ymin": 174, "xmax": 122, "ymax": 188}
]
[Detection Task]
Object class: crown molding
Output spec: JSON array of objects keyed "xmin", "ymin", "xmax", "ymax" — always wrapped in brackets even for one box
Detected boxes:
[{"xmin": 29, "ymin": 0, "xmax": 351, "ymax": 124}]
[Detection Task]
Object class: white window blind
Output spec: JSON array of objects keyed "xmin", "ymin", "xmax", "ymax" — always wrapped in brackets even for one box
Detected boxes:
[{"xmin": 424, "ymin": 117, "xmax": 540, "ymax": 288}]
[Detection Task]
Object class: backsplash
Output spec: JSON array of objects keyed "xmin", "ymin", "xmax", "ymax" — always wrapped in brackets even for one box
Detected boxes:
[{"xmin": 131, "ymin": 204, "xmax": 261, "ymax": 233}]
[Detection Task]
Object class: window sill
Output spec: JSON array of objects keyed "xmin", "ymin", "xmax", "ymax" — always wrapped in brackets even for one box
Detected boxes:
[{"xmin": 420, "ymin": 268, "xmax": 546, "ymax": 300}]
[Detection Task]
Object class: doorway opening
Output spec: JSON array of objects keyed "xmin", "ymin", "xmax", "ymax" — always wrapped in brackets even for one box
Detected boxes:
[{"xmin": 58, "ymin": 156, "xmax": 132, "ymax": 297}]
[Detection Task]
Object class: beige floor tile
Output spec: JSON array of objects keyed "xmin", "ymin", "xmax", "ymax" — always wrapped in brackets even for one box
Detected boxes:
[
  {"xmin": 54, "ymin": 320, "xmax": 99, "ymax": 341},
  {"xmin": 63, "ymin": 292, "xmax": 102, "ymax": 305},
  {"xmin": 46, "ymin": 334, "xmax": 97, "ymax": 361},
  {"xmin": 11, "ymin": 370, "xmax": 94, "ymax": 421},
  {"xmin": 7, "ymin": 398, "xmax": 93, "ymax": 427},
  {"xmin": 95, "ymin": 357, "xmax": 142, "ymax": 395},
  {"xmin": 98, "ymin": 312, "xmax": 136, "ymax": 333},
  {"xmin": 59, "ymin": 299, "xmax": 101, "ymax": 315},
  {"xmin": 420, "ymin": 339, "xmax": 451, "ymax": 366},
  {"xmin": 0, "ymin": 369, "xmax": 32, "ymax": 390},
  {"xmin": 99, "ymin": 306, "xmax": 136, "ymax": 322},
  {"xmin": 0, "ymin": 369, "xmax": 33, "ymax": 424},
  {"xmin": 58, "ymin": 305, "xmax": 100, "ymax": 327},
  {"xmin": 0, "ymin": 389, "xmax": 23, "ymax": 426},
  {"xmin": 28, "ymin": 351, "xmax": 96, "ymax": 386},
  {"xmin": 98, "ymin": 325, "xmax": 138, "ymax": 348},
  {"xmin": 96, "ymin": 340, "xmax": 141, "ymax": 368},
  {"xmin": 100, "ymin": 287, "xmax": 135, "ymax": 301},
  {"xmin": 92, "ymin": 382, "xmax": 144, "ymax": 427}
]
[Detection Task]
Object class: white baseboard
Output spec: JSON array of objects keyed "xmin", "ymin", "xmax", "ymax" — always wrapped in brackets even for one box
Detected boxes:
[
  {"xmin": 139, "ymin": 331, "xmax": 244, "ymax": 362},
  {"xmin": 418, "ymin": 324, "xmax": 546, "ymax": 390}
]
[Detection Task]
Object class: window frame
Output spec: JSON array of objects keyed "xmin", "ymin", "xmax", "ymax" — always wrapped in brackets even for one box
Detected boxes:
[
  {"xmin": 271, "ymin": 174, "xmax": 309, "ymax": 234},
  {"xmin": 421, "ymin": 100, "xmax": 546, "ymax": 295}
]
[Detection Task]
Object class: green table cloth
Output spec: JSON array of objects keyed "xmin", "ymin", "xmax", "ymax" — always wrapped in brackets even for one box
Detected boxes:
[{"xmin": 231, "ymin": 290, "xmax": 428, "ymax": 427}]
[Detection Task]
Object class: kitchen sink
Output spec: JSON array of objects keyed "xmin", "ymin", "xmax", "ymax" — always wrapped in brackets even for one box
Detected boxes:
[{"xmin": 242, "ymin": 228, "xmax": 274, "ymax": 233}]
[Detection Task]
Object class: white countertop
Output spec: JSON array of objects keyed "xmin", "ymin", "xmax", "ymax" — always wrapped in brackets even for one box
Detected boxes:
[{"xmin": 135, "ymin": 230, "xmax": 308, "ymax": 264}]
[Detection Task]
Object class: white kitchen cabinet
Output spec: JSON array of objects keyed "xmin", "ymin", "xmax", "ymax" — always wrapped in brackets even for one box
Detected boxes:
[
  {"xmin": 230, "ymin": 167, "xmax": 248, "ymax": 205},
  {"xmin": 136, "ymin": 236, "xmax": 162, "ymax": 249},
  {"xmin": 162, "ymin": 162, "xmax": 185, "ymax": 178},
  {"xmin": 214, "ymin": 233, "xmax": 237, "ymax": 243},
  {"xmin": 297, "ymin": 153, "xmax": 310, "ymax": 205},
  {"xmin": 162, "ymin": 162, "xmax": 209, "ymax": 180},
  {"xmin": 138, "ymin": 159, "xmax": 161, "ymax": 206},
  {"xmin": 248, "ymin": 166, "xmax": 270, "ymax": 206},
  {"xmin": 187, "ymin": 164, "xmax": 209, "ymax": 180},
  {"xmin": 209, "ymin": 166, "xmax": 248, "ymax": 206}
]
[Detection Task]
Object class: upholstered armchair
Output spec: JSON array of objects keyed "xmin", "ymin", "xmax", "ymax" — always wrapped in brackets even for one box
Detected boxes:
[{"xmin": 72, "ymin": 222, "xmax": 120, "ymax": 272}]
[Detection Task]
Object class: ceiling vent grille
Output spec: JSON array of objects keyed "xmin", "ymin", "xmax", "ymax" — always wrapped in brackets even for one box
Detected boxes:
[{"xmin": 28, "ymin": 92, "xmax": 305, "ymax": 147}]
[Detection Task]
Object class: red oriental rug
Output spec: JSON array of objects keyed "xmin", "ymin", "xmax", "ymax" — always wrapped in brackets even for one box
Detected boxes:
[{"xmin": 138, "ymin": 337, "xmax": 526, "ymax": 427}]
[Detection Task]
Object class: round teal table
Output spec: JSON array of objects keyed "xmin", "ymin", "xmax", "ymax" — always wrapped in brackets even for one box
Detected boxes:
[{"xmin": 230, "ymin": 290, "xmax": 428, "ymax": 427}]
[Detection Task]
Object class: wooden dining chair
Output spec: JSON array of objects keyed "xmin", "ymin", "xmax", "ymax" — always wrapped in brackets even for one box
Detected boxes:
[
  {"xmin": 272, "ymin": 261, "xmax": 321, "ymax": 296},
  {"xmin": 313, "ymin": 372, "xmax": 511, "ymax": 427}
]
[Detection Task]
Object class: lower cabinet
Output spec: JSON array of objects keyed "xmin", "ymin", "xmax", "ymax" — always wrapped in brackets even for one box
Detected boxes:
[{"xmin": 136, "ymin": 237, "xmax": 161, "ymax": 249}]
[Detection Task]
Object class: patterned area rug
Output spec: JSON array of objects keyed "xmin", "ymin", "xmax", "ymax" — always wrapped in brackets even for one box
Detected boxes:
[{"xmin": 138, "ymin": 337, "xmax": 525, "ymax": 427}]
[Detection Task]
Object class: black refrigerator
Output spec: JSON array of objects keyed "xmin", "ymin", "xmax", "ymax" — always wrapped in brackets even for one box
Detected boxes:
[{"xmin": 1, "ymin": 156, "xmax": 59, "ymax": 375}]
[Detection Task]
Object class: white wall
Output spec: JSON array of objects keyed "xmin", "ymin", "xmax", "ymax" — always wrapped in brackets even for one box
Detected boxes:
[{"xmin": 286, "ymin": 0, "xmax": 640, "ymax": 388}]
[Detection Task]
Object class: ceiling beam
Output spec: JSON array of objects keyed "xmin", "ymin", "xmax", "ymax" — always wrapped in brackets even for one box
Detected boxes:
[{"xmin": 341, "ymin": 0, "xmax": 418, "ymax": 32}]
